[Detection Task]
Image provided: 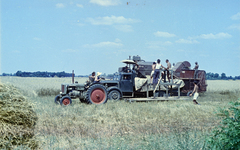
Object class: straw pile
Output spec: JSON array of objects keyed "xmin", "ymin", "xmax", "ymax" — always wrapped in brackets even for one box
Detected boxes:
[{"xmin": 0, "ymin": 84, "xmax": 38, "ymax": 149}]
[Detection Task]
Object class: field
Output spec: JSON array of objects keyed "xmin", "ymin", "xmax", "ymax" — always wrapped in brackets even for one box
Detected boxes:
[{"xmin": 0, "ymin": 76, "xmax": 240, "ymax": 149}]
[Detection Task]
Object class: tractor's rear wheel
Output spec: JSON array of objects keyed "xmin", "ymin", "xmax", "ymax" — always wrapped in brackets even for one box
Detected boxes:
[
  {"xmin": 60, "ymin": 96, "xmax": 72, "ymax": 106},
  {"xmin": 55, "ymin": 95, "xmax": 61, "ymax": 104},
  {"xmin": 108, "ymin": 90, "xmax": 121, "ymax": 101},
  {"xmin": 86, "ymin": 84, "xmax": 108, "ymax": 104}
]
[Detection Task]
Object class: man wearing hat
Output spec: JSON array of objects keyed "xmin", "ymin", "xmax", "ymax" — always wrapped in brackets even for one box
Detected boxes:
[{"xmin": 94, "ymin": 72, "xmax": 102, "ymax": 83}]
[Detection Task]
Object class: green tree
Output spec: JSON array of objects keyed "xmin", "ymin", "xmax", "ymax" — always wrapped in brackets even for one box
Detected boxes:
[
  {"xmin": 214, "ymin": 73, "xmax": 219, "ymax": 79},
  {"xmin": 16, "ymin": 71, "xmax": 23, "ymax": 77},
  {"xmin": 221, "ymin": 73, "xmax": 227, "ymax": 79},
  {"xmin": 206, "ymin": 102, "xmax": 240, "ymax": 150}
]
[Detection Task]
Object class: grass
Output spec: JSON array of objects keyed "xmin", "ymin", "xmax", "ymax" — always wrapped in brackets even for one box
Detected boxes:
[
  {"xmin": 36, "ymin": 88, "xmax": 61, "ymax": 97},
  {"xmin": 206, "ymin": 80, "xmax": 240, "ymax": 91},
  {"xmin": 0, "ymin": 76, "xmax": 240, "ymax": 149}
]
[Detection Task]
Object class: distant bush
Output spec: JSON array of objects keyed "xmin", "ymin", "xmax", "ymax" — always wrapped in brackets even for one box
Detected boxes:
[
  {"xmin": 205, "ymin": 101, "xmax": 240, "ymax": 150},
  {"xmin": 36, "ymin": 88, "xmax": 61, "ymax": 97},
  {"xmin": 206, "ymin": 72, "xmax": 240, "ymax": 80},
  {"xmin": 15, "ymin": 70, "xmax": 73, "ymax": 77}
]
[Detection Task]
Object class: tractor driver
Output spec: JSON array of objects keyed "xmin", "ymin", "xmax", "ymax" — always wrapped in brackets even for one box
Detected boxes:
[{"xmin": 89, "ymin": 72, "xmax": 95, "ymax": 83}]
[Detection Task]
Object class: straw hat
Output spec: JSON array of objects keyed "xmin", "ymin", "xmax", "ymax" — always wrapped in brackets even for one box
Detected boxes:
[{"xmin": 96, "ymin": 72, "xmax": 102, "ymax": 76}]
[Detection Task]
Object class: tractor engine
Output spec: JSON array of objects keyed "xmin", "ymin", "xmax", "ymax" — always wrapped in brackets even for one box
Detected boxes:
[{"xmin": 60, "ymin": 83, "xmax": 85, "ymax": 99}]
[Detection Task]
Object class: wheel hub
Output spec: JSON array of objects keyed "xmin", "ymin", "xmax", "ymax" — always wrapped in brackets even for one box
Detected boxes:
[
  {"xmin": 90, "ymin": 88, "xmax": 106, "ymax": 104},
  {"xmin": 112, "ymin": 93, "xmax": 119, "ymax": 100},
  {"xmin": 62, "ymin": 98, "xmax": 70, "ymax": 105}
]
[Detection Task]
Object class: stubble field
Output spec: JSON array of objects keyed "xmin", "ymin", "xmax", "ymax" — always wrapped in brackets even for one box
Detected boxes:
[{"xmin": 0, "ymin": 76, "xmax": 240, "ymax": 149}]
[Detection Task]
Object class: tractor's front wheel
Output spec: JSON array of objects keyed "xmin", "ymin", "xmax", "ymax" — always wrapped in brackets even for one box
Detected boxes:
[
  {"xmin": 86, "ymin": 84, "xmax": 108, "ymax": 104},
  {"xmin": 60, "ymin": 96, "xmax": 72, "ymax": 106},
  {"xmin": 55, "ymin": 95, "xmax": 61, "ymax": 104}
]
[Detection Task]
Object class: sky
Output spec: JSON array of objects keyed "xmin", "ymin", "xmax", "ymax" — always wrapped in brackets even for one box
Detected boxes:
[{"xmin": 1, "ymin": 0, "xmax": 240, "ymax": 76}]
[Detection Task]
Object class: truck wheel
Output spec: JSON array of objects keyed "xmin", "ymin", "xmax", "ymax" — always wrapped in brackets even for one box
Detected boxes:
[
  {"xmin": 86, "ymin": 84, "xmax": 108, "ymax": 104},
  {"xmin": 60, "ymin": 96, "xmax": 72, "ymax": 106},
  {"xmin": 55, "ymin": 95, "xmax": 61, "ymax": 104},
  {"xmin": 108, "ymin": 90, "xmax": 120, "ymax": 101}
]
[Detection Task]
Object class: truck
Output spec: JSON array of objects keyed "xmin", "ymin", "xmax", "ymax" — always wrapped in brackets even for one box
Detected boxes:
[{"xmin": 54, "ymin": 55, "xmax": 207, "ymax": 105}]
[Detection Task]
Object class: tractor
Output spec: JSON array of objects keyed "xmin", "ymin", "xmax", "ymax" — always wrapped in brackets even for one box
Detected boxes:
[{"xmin": 54, "ymin": 70, "xmax": 137, "ymax": 106}]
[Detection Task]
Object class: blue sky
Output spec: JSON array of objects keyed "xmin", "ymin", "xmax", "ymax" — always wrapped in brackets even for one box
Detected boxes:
[{"xmin": 1, "ymin": 0, "xmax": 240, "ymax": 76}]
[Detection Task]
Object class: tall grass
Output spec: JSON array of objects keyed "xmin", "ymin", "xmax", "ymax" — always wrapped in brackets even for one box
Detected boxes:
[
  {"xmin": 0, "ymin": 76, "xmax": 88, "ymax": 97},
  {"xmin": 36, "ymin": 88, "xmax": 61, "ymax": 96},
  {"xmin": 0, "ymin": 76, "xmax": 240, "ymax": 149}
]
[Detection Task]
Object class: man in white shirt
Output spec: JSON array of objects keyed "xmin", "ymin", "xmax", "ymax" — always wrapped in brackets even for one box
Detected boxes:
[{"xmin": 164, "ymin": 59, "xmax": 171, "ymax": 82}]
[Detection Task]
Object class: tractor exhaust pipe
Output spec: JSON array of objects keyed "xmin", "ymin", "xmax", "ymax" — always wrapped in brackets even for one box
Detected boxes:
[{"xmin": 72, "ymin": 70, "xmax": 74, "ymax": 84}]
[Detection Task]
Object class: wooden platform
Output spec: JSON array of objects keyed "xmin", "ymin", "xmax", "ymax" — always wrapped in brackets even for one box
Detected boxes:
[{"xmin": 125, "ymin": 96, "xmax": 190, "ymax": 102}]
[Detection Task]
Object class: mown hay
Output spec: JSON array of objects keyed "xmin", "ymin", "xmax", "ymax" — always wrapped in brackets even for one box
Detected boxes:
[{"xmin": 0, "ymin": 84, "xmax": 38, "ymax": 149}]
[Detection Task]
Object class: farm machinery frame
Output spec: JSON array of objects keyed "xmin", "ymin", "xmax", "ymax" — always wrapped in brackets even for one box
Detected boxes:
[{"xmin": 55, "ymin": 55, "xmax": 207, "ymax": 105}]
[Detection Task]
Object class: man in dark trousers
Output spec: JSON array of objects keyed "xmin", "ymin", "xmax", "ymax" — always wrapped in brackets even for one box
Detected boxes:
[{"xmin": 194, "ymin": 62, "xmax": 199, "ymax": 79}]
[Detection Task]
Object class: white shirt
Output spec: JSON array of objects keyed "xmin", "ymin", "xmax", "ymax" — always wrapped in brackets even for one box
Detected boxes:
[{"xmin": 155, "ymin": 63, "xmax": 162, "ymax": 69}]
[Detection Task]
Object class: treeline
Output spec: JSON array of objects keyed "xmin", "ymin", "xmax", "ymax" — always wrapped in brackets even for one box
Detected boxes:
[
  {"xmin": 2, "ymin": 71, "xmax": 74, "ymax": 77},
  {"xmin": 1, "ymin": 71, "xmax": 239, "ymax": 80},
  {"xmin": 206, "ymin": 72, "xmax": 240, "ymax": 80},
  {"xmin": 1, "ymin": 71, "xmax": 113, "ymax": 78}
]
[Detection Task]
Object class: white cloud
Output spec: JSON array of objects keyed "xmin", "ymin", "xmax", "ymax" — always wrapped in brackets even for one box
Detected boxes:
[
  {"xmin": 76, "ymin": 4, "xmax": 83, "ymax": 8},
  {"xmin": 84, "ymin": 41, "xmax": 123, "ymax": 48},
  {"xmin": 198, "ymin": 32, "xmax": 232, "ymax": 39},
  {"xmin": 154, "ymin": 31, "xmax": 176, "ymax": 38},
  {"xmin": 90, "ymin": 0, "xmax": 121, "ymax": 6},
  {"xmin": 175, "ymin": 39, "xmax": 199, "ymax": 44},
  {"xmin": 229, "ymin": 24, "xmax": 240, "ymax": 30},
  {"xmin": 86, "ymin": 15, "xmax": 140, "ymax": 25},
  {"xmin": 114, "ymin": 38, "xmax": 121, "ymax": 43},
  {"xmin": 93, "ymin": 42, "xmax": 123, "ymax": 47},
  {"xmin": 62, "ymin": 49, "xmax": 78, "ymax": 53},
  {"xmin": 231, "ymin": 12, "xmax": 240, "ymax": 20},
  {"xmin": 56, "ymin": 3, "xmax": 65, "ymax": 8},
  {"xmin": 114, "ymin": 25, "xmax": 133, "ymax": 32}
]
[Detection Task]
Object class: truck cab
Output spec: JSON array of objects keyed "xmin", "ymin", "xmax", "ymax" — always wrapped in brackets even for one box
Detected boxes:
[{"xmin": 118, "ymin": 71, "xmax": 137, "ymax": 97}]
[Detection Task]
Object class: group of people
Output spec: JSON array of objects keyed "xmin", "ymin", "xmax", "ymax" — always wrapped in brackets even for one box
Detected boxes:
[
  {"xmin": 150, "ymin": 59, "xmax": 200, "ymax": 104},
  {"xmin": 151, "ymin": 59, "xmax": 172, "ymax": 85}
]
